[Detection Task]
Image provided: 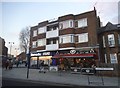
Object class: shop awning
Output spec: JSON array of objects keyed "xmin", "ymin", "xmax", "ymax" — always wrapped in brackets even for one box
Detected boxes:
[
  {"xmin": 51, "ymin": 54, "xmax": 61, "ymax": 59},
  {"xmin": 62, "ymin": 54, "xmax": 95, "ymax": 58},
  {"xmin": 52, "ymin": 53, "xmax": 95, "ymax": 59}
]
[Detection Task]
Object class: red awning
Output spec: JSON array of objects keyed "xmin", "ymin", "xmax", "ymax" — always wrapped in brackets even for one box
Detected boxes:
[
  {"xmin": 61, "ymin": 54, "xmax": 95, "ymax": 58},
  {"xmin": 52, "ymin": 53, "xmax": 95, "ymax": 59}
]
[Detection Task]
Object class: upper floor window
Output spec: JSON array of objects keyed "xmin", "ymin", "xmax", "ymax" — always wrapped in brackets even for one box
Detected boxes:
[
  {"xmin": 77, "ymin": 18, "xmax": 87, "ymax": 28},
  {"xmin": 103, "ymin": 36, "xmax": 106, "ymax": 47},
  {"xmin": 59, "ymin": 34, "xmax": 74, "ymax": 44},
  {"xmin": 104, "ymin": 54, "xmax": 107, "ymax": 63},
  {"xmin": 38, "ymin": 27, "xmax": 46, "ymax": 34},
  {"xmin": 78, "ymin": 33, "xmax": 88, "ymax": 43},
  {"xmin": 108, "ymin": 34, "xmax": 115, "ymax": 47},
  {"xmin": 37, "ymin": 39, "xmax": 46, "ymax": 46},
  {"xmin": 118, "ymin": 34, "xmax": 120, "ymax": 44},
  {"xmin": 32, "ymin": 41, "xmax": 37, "ymax": 48},
  {"xmin": 47, "ymin": 26, "xmax": 58, "ymax": 31},
  {"xmin": 59, "ymin": 20, "xmax": 73, "ymax": 29},
  {"xmin": 110, "ymin": 53, "xmax": 118, "ymax": 64},
  {"xmin": 33, "ymin": 30, "xmax": 37, "ymax": 37},
  {"xmin": 47, "ymin": 39, "xmax": 58, "ymax": 45}
]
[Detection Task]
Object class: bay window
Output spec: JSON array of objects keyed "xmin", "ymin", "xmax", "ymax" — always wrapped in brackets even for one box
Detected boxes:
[
  {"xmin": 37, "ymin": 39, "xmax": 46, "ymax": 46},
  {"xmin": 59, "ymin": 34, "xmax": 74, "ymax": 44},
  {"xmin": 77, "ymin": 18, "xmax": 87, "ymax": 28},
  {"xmin": 78, "ymin": 33, "xmax": 88, "ymax": 43}
]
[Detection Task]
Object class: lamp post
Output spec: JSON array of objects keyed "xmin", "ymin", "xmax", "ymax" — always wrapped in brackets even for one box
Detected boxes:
[
  {"xmin": 26, "ymin": 46, "xmax": 31, "ymax": 79},
  {"xmin": 8, "ymin": 42, "xmax": 14, "ymax": 58},
  {"xmin": 96, "ymin": 44, "xmax": 100, "ymax": 67}
]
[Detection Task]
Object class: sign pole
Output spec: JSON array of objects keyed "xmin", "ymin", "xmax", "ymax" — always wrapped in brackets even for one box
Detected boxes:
[{"xmin": 26, "ymin": 46, "xmax": 31, "ymax": 79}]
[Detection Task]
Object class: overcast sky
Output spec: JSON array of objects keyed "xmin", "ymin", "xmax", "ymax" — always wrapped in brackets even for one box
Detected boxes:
[{"xmin": 0, "ymin": 0, "xmax": 119, "ymax": 56}]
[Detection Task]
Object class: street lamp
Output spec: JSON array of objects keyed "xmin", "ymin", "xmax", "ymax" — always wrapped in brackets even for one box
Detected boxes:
[
  {"xmin": 8, "ymin": 42, "xmax": 14, "ymax": 58},
  {"xmin": 96, "ymin": 44, "xmax": 100, "ymax": 67}
]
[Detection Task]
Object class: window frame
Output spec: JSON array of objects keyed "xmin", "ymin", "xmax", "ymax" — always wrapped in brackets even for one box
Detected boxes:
[
  {"xmin": 110, "ymin": 53, "xmax": 118, "ymax": 64},
  {"xmin": 108, "ymin": 34, "xmax": 115, "ymax": 47},
  {"xmin": 78, "ymin": 33, "xmax": 88, "ymax": 43}
]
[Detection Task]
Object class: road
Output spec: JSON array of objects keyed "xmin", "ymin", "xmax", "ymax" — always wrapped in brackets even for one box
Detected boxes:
[{"xmin": 2, "ymin": 78, "xmax": 118, "ymax": 88}]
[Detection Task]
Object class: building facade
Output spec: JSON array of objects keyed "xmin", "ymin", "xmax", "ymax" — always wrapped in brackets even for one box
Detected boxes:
[
  {"xmin": 30, "ymin": 8, "xmax": 101, "ymax": 68},
  {"xmin": 98, "ymin": 22, "xmax": 120, "ymax": 64}
]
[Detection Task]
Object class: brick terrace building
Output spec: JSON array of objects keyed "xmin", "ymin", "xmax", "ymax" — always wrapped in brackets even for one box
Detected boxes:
[
  {"xmin": 98, "ymin": 22, "xmax": 120, "ymax": 64},
  {"xmin": 30, "ymin": 8, "xmax": 101, "ymax": 69}
]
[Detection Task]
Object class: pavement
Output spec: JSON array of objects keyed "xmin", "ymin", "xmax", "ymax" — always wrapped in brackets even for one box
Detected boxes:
[{"xmin": 1, "ymin": 65, "xmax": 120, "ymax": 87}]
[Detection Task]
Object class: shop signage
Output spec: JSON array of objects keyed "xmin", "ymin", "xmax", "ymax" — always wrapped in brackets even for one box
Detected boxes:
[
  {"xmin": 43, "ymin": 52, "xmax": 50, "ymax": 56},
  {"xmin": 31, "ymin": 53, "xmax": 41, "ymax": 56},
  {"xmin": 31, "ymin": 51, "xmax": 53, "ymax": 57},
  {"xmin": 95, "ymin": 68, "xmax": 114, "ymax": 71},
  {"xmin": 70, "ymin": 50, "xmax": 76, "ymax": 54}
]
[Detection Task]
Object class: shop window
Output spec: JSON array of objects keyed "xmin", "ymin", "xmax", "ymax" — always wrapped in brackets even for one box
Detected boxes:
[
  {"xmin": 108, "ymin": 34, "xmax": 115, "ymax": 47},
  {"xmin": 110, "ymin": 53, "xmax": 118, "ymax": 64},
  {"xmin": 78, "ymin": 33, "xmax": 88, "ymax": 43}
]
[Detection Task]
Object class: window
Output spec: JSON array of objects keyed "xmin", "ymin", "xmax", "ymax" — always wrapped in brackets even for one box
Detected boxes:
[
  {"xmin": 77, "ymin": 18, "xmax": 87, "ymax": 28},
  {"xmin": 33, "ymin": 30, "xmax": 37, "ymax": 37},
  {"xmin": 47, "ymin": 39, "xmax": 57, "ymax": 45},
  {"xmin": 104, "ymin": 54, "xmax": 107, "ymax": 63},
  {"xmin": 108, "ymin": 34, "xmax": 115, "ymax": 47},
  {"xmin": 118, "ymin": 34, "xmax": 120, "ymax": 44},
  {"xmin": 59, "ymin": 34, "xmax": 74, "ymax": 44},
  {"xmin": 78, "ymin": 33, "xmax": 88, "ymax": 43},
  {"xmin": 103, "ymin": 36, "xmax": 106, "ymax": 47},
  {"xmin": 32, "ymin": 41, "xmax": 37, "ymax": 48},
  {"xmin": 110, "ymin": 53, "xmax": 118, "ymax": 63},
  {"xmin": 59, "ymin": 20, "xmax": 73, "ymax": 29},
  {"xmin": 37, "ymin": 39, "xmax": 46, "ymax": 46},
  {"xmin": 38, "ymin": 27, "xmax": 46, "ymax": 34}
]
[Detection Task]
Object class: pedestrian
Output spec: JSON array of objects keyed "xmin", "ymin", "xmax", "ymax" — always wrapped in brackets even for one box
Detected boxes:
[
  {"xmin": 8, "ymin": 60, "xmax": 13, "ymax": 70},
  {"xmin": 5, "ymin": 60, "xmax": 9, "ymax": 70},
  {"xmin": 16, "ymin": 61, "xmax": 19, "ymax": 67},
  {"xmin": 92, "ymin": 64, "xmax": 96, "ymax": 74}
]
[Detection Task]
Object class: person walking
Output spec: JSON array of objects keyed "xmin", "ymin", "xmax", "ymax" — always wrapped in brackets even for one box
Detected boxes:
[
  {"xmin": 5, "ymin": 60, "xmax": 9, "ymax": 70},
  {"xmin": 8, "ymin": 60, "xmax": 13, "ymax": 70}
]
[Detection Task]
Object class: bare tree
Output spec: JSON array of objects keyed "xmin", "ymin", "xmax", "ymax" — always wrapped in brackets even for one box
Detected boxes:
[{"xmin": 19, "ymin": 27, "xmax": 30, "ymax": 54}]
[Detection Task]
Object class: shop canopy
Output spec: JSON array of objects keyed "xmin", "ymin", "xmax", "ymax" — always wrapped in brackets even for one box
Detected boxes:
[{"xmin": 52, "ymin": 53, "xmax": 96, "ymax": 59}]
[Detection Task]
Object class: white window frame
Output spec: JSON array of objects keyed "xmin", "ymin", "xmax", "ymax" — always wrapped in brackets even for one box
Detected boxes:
[
  {"xmin": 110, "ymin": 53, "xmax": 118, "ymax": 64},
  {"xmin": 59, "ymin": 20, "xmax": 74, "ymax": 29},
  {"xmin": 78, "ymin": 33, "xmax": 88, "ymax": 43},
  {"xmin": 37, "ymin": 39, "xmax": 46, "ymax": 46},
  {"xmin": 103, "ymin": 36, "xmax": 106, "ymax": 47},
  {"xmin": 32, "ymin": 41, "xmax": 37, "ymax": 48},
  {"xmin": 77, "ymin": 18, "xmax": 87, "ymax": 28},
  {"xmin": 104, "ymin": 54, "xmax": 107, "ymax": 63},
  {"xmin": 59, "ymin": 34, "xmax": 74, "ymax": 44},
  {"xmin": 38, "ymin": 26, "xmax": 46, "ymax": 34},
  {"xmin": 118, "ymin": 34, "xmax": 120, "ymax": 44},
  {"xmin": 33, "ymin": 30, "xmax": 37, "ymax": 37},
  {"xmin": 108, "ymin": 34, "xmax": 115, "ymax": 47}
]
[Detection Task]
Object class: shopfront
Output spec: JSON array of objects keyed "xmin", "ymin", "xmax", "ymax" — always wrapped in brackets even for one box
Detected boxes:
[
  {"xmin": 51, "ymin": 49, "xmax": 98, "ymax": 70},
  {"xmin": 30, "ymin": 51, "xmax": 56, "ymax": 68}
]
